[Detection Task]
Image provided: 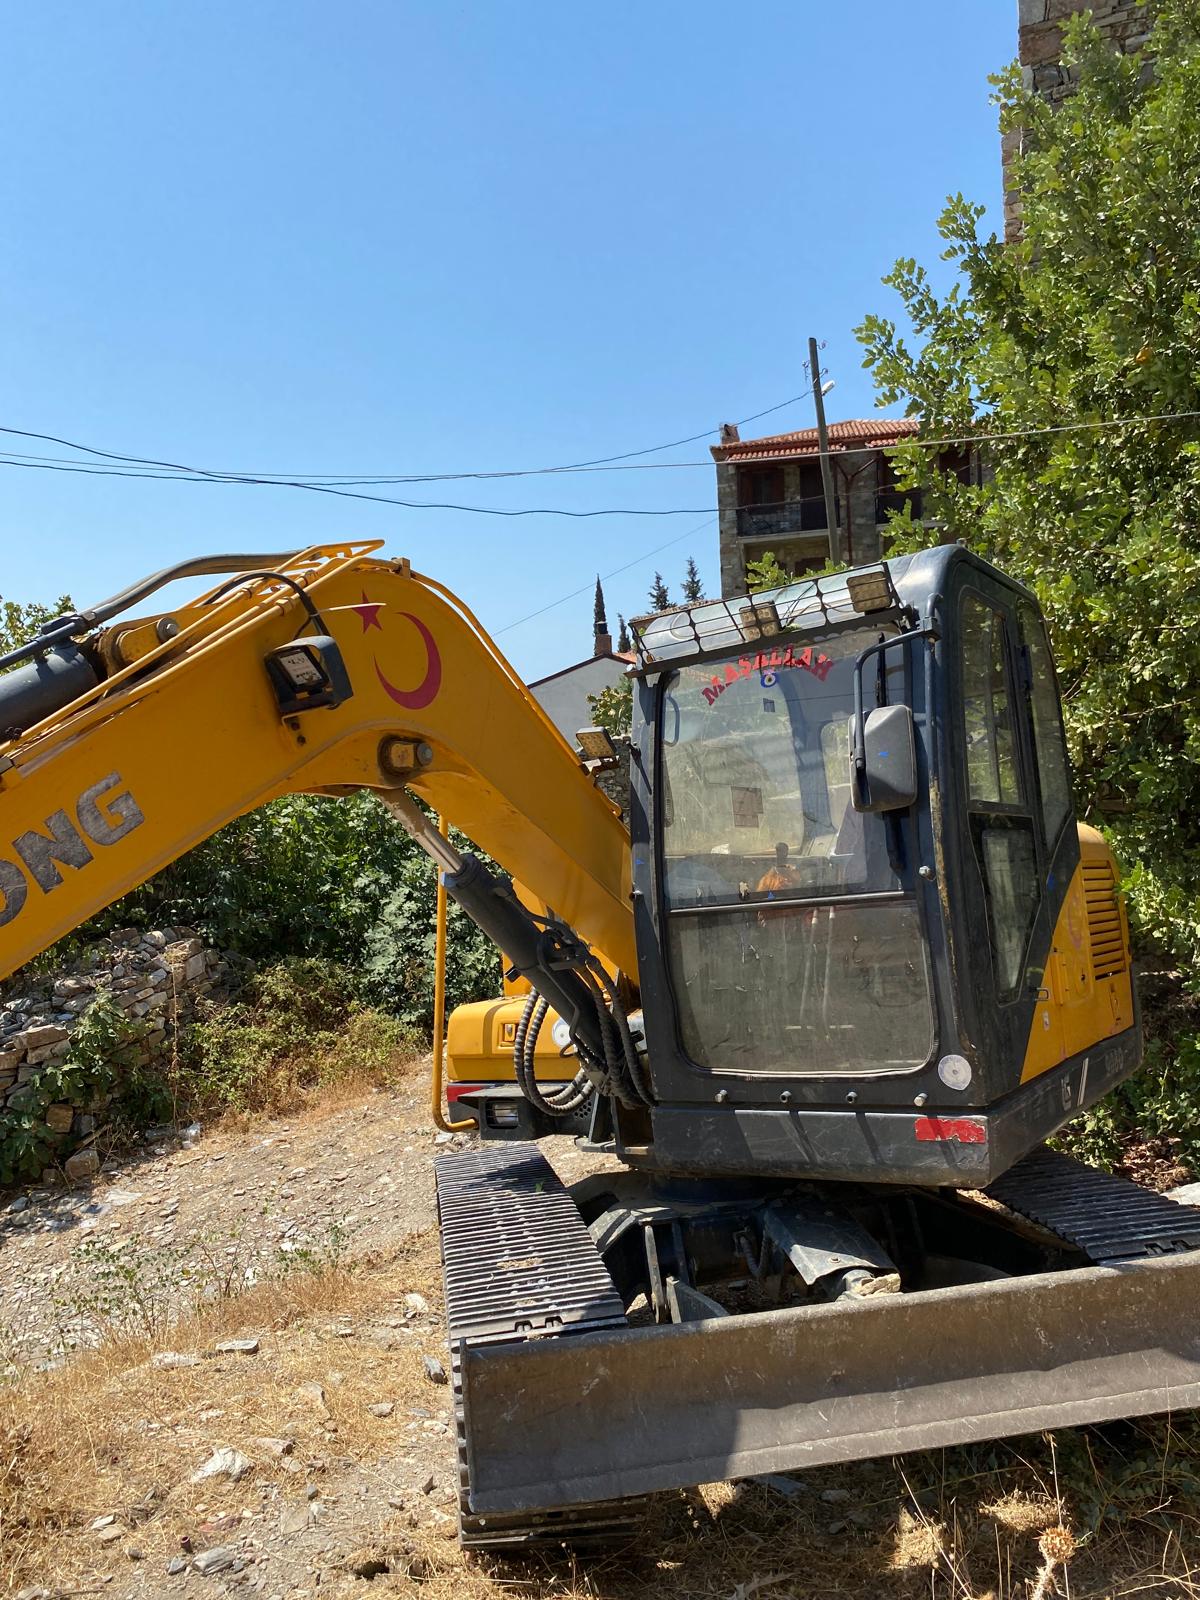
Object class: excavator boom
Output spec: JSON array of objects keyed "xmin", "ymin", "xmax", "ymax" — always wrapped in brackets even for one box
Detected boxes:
[{"xmin": 0, "ymin": 541, "xmax": 634, "ymax": 982}]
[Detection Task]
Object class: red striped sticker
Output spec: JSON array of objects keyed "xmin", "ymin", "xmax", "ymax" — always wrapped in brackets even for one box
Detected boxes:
[{"xmin": 914, "ymin": 1115, "xmax": 987, "ymax": 1145}]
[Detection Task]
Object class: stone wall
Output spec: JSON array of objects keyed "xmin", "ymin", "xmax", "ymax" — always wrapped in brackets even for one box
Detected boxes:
[
  {"xmin": 1005, "ymin": 0, "xmax": 1154, "ymax": 237},
  {"xmin": 0, "ymin": 928, "xmax": 230, "ymax": 1184},
  {"xmin": 593, "ymin": 736, "xmax": 631, "ymax": 821}
]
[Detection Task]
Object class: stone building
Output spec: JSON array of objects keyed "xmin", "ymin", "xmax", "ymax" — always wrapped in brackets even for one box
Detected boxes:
[
  {"xmin": 711, "ymin": 418, "xmax": 978, "ymax": 598},
  {"xmin": 1006, "ymin": 0, "xmax": 1155, "ymax": 236}
]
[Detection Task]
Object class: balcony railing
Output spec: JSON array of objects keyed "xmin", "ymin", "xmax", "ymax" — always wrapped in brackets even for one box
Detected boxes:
[
  {"xmin": 736, "ymin": 497, "xmax": 839, "ymax": 540},
  {"xmin": 875, "ymin": 489, "xmax": 924, "ymax": 522}
]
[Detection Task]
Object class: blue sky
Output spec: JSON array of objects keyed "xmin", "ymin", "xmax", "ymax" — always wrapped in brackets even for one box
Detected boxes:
[{"xmin": 1, "ymin": 2, "xmax": 1013, "ymax": 682}]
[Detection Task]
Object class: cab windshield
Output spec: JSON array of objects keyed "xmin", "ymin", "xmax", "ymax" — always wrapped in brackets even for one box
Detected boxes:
[{"xmin": 659, "ymin": 629, "xmax": 934, "ymax": 1077}]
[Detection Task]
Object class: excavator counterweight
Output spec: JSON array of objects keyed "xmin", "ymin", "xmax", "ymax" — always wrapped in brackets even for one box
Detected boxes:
[{"xmin": 3, "ymin": 540, "xmax": 1199, "ymax": 1549}]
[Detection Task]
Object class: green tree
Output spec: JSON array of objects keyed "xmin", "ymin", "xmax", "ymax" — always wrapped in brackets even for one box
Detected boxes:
[
  {"xmin": 856, "ymin": 0, "xmax": 1200, "ymax": 965},
  {"xmin": 744, "ymin": 551, "xmax": 790, "ymax": 594},
  {"xmin": 681, "ymin": 556, "xmax": 705, "ymax": 604},
  {"xmin": 593, "ymin": 575, "xmax": 608, "ymax": 637},
  {"xmin": 616, "ymin": 614, "xmax": 631, "ymax": 653},
  {"xmin": 647, "ymin": 572, "xmax": 671, "ymax": 612},
  {"xmin": 587, "ymin": 678, "xmax": 632, "ymax": 738},
  {"xmin": 1, "ymin": 594, "xmax": 74, "ymax": 661}
]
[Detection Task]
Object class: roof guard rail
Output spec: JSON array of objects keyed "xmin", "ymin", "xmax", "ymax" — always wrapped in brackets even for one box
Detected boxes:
[{"xmin": 628, "ymin": 562, "xmax": 905, "ymax": 673}]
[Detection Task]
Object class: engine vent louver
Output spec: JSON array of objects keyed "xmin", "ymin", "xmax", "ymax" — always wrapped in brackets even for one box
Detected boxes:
[{"xmin": 1083, "ymin": 860, "xmax": 1127, "ymax": 981}]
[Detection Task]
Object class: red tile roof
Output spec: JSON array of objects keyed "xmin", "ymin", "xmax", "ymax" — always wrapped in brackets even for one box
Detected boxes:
[{"xmin": 711, "ymin": 416, "xmax": 919, "ymax": 464}]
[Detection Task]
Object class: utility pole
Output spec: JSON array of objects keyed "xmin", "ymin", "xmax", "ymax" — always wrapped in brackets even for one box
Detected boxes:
[{"xmin": 808, "ymin": 336, "xmax": 840, "ymax": 564}]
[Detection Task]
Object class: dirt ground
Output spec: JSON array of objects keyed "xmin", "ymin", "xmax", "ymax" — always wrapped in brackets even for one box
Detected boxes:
[{"xmin": 3, "ymin": 1065, "xmax": 1200, "ymax": 1600}]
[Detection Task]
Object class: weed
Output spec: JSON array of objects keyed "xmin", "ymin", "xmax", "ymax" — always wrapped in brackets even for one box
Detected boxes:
[{"xmin": 173, "ymin": 958, "xmax": 422, "ymax": 1117}]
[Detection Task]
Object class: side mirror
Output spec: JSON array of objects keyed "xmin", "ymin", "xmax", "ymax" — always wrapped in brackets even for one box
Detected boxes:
[{"xmin": 849, "ymin": 703, "xmax": 917, "ymax": 813}]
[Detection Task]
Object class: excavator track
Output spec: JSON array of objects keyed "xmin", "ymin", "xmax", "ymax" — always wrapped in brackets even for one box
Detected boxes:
[
  {"xmin": 436, "ymin": 1143, "xmax": 650, "ymax": 1550},
  {"xmin": 986, "ymin": 1147, "xmax": 1200, "ymax": 1263}
]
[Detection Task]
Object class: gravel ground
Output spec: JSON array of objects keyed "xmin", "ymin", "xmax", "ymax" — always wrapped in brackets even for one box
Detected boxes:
[
  {"xmin": 0, "ymin": 1068, "xmax": 619, "ymax": 1598},
  {"xmin": 1, "ymin": 1079, "xmax": 445, "ymax": 1371}
]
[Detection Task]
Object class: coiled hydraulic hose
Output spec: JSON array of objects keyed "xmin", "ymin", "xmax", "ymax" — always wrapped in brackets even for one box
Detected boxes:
[{"xmin": 512, "ymin": 990, "xmax": 595, "ymax": 1117}]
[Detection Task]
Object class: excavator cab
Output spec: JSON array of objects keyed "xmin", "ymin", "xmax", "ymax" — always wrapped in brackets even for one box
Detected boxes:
[{"xmin": 617, "ymin": 543, "xmax": 1138, "ymax": 1184}]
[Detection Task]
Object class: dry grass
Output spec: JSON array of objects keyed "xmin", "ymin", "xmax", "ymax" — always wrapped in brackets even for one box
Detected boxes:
[
  {"xmin": 0, "ymin": 1236, "xmax": 445, "ymax": 1591},
  {"xmin": 5, "ymin": 1218, "xmax": 1200, "ymax": 1598}
]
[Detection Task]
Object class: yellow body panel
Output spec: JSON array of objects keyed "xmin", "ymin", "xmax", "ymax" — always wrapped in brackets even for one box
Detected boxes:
[
  {"xmin": 0, "ymin": 544, "xmax": 635, "ymax": 984},
  {"xmin": 1021, "ymin": 824, "xmax": 1135, "ymax": 1083},
  {"xmin": 446, "ymin": 993, "xmax": 577, "ymax": 1085}
]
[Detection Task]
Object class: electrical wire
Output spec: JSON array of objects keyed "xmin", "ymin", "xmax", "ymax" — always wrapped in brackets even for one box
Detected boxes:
[
  {"xmin": 0, "ymin": 456, "xmax": 717, "ymax": 517},
  {"xmin": 0, "ymin": 382, "xmax": 813, "ymax": 487}
]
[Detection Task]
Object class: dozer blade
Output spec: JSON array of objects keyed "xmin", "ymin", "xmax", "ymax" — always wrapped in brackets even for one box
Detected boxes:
[{"xmin": 461, "ymin": 1250, "xmax": 1200, "ymax": 1515}]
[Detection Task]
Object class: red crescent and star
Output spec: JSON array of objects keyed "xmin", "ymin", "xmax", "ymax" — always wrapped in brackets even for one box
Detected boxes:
[{"xmin": 348, "ymin": 591, "xmax": 442, "ymax": 710}]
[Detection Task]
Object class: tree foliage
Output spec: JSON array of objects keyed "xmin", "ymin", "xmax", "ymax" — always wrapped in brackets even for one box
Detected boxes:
[
  {"xmin": 647, "ymin": 571, "xmax": 671, "ymax": 611},
  {"xmin": 0, "ymin": 595, "xmax": 73, "ymax": 661},
  {"xmin": 745, "ymin": 550, "xmax": 791, "ymax": 594},
  {"xmin": 88, "ymin": 792, "xmax": 498, "ymax": 1029},
  {"xmin": 856, "ymin": 0, "xmax": 1200, "ymax": 965},
  {"xmin": 681, "ymin": 556, "xmax": 705, "ymax": 604},
  {"xmin": 593, "ymin": 575, "xmax": 607, "ymax": 632},
  {"xmin": 587, "ymin": 677, "xmax": 633, "ymax": 737}
]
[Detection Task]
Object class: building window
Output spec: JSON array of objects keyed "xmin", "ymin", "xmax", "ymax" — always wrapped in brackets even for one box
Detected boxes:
[{"xmin": 738, "ymin": 466, "xmax": 785, "ymax": 507}]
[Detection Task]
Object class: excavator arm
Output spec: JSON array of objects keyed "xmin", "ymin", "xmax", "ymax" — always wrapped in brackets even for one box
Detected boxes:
[{"xmin": 0, "ymin": 540, "xmax": 635, "ymax": 987}]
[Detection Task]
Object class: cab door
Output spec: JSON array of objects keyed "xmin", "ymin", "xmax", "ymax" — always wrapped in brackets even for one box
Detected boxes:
[{"xmin": 948, "ymin": 574, "xmax": 1077, "ymax": 1101}]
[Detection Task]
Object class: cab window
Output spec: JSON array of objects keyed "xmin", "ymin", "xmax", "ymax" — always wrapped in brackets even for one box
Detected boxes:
[
  {"xmin": 960, "ymin": 593, "xmax": 1039, "ymax": 1000},
  {"xmin": 1019, "ymin": 605, "xmax": 1072, "ymax": 847}
]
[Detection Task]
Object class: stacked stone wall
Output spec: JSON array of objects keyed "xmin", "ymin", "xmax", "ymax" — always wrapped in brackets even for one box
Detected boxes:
[
  {"xmin": 1006, "ymin": 0, "xmax": 1154, "ymax": 237},
  {"xmin": 0, "ymin": 929, "xmax": 231, "ymax": 1183}
]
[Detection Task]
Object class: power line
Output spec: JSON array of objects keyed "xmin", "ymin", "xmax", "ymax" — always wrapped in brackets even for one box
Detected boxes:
[
  {"xmin": 0, "ymin": 455, "xmax": 716, "ymax": 518},
  {"xmin": 0, "ymin": 448, "xmax": 714, "ymax": 481},
  {"xmin": 0, "ymin": 385, "xmax": 812, "ymax": 487}
]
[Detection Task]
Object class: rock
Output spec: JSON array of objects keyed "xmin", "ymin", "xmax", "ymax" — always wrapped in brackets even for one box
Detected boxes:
[
  {"xmin": 279, "ymin": 1503, "xmax": 310, "ymax": 1536},
  {"xmin": 90, "ymin": 1513, "xmax": 117, "ymax": 1529},
  {"xmin": 44, "ymin": 1103, "xmax": 74, "ymax": 1134},
  {"xmin": 756, "ymin": 1473, "xmax": 809, "ymax": 1498},
  {"xmin": 192, "ymin": 1546, "xmax": 235, "ymax": 1574},
  {"xmin": 403, "ymin": 1292, "xmax": 427, "ymax": 1315},
  {"xmin": 820, "ymin": 1487, "xmax": 851, "ymax": 1505},
  {"xmin": 434, "ymin": 1131, "xmax": 455, "ymax": 1145},
  {"xmin": 367, "ymin": 1402, "xmax": 394, "ymax": 1419},
  {"xmin": 191, "ymin": 1447, "xmax": 252, "ymax": 1485},
  {"xmin": 422, "ymin": 1355, "xmax": 447, "ymax": 1385},
  {"xmin": 1169, "ymin": 1182, "xmax": 1200, "ymax": 1206},
  {"xmin": 97, "ymin": 1524, "xmax": 124, "ymax": 1544},
  {"xmin": 6, "ymin": 1196, "xmax": 29, "ymax": 1215},
  {"xmin": 167, "ymin": 1556, "xmax": 188, "ymax": 1574},
  {"xmin": 297, "ymin": 1380, "xmax": 328, "ymax": 1415},
  {"xmin": 215, "ymin": 1337, "xmax": 260, "ymax": 1355},
  {"xmin": 826, "ymin": 1518, "xmax": 848, "ymax": 1535},
  {"xmin": 127, "ymin": 1546, "xmax": 144, "ymax": 1561},
  {"xmin": 419, "ymin": 1474, "xmax": 436, "ymax": 1496},
  {"xmin": 254, "ymin": 1436, "xmax": 294, "ymax": 1458},
  {"xmin": 152, "ymin": 1351, "xmax": 201, "ymax": 1370},
  {"xmin": 15, "ymin": 1024, "xmax": 67, "ymax": 1052},
  {"xmin": 64, "ymin": 1149, "xmax": 100, "ymax": 1184}
]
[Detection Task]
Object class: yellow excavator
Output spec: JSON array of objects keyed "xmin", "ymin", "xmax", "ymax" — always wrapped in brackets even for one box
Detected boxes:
[{"xmin": 1, "ymin": 538, "xmax": 1198, "ymax": 1550}]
